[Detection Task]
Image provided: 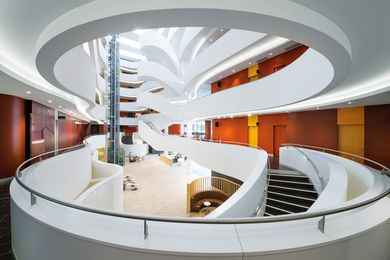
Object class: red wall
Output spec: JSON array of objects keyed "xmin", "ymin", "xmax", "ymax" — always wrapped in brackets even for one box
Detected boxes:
[
  {"xmin": 121, "ymin": 126, "xmax": 138, "ymax": 136},
  {"xmin": 205, "ymin": 120, "xmax": 211, "ymax": 139},
  {"xmin": 168, "ymin": 124, "xmax": 182, "ymax": 135},
  {"xmin": 286, "ymin": 109, "xmax": 338, "ymax": 150},
  {"xmin": 258, "ymin": 114, "xmax": 287, "ymax": 154},
  {"xmin": 257, "ymin": 45, "xmax": 308, "ymax": 78},
  {"xmin": 212, "ymin": 117, "xmax": 248, "ymax": 143},
  {"xmin": 365, "ymin": 105, "xmax": 390, "ymax": 168},
  {"xmin": 211, "ymin": 69, "xmax": 249, "ymax": 93},
  {"xmin": 0, "ymin": 94, "xmax": 26, "ymax": 179}
]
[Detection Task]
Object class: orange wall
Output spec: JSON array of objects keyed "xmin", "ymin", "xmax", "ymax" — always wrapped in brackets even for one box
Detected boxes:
[
  {"xmin": 168, "ymin": 124, "xmax": 182, "ymax": 135},
  {"xmin": 121, "ymin": 126, "xmax": 138, "ymax": 136},
  {"xmin": 212, "ymin": 117, "xmax": 248, "ymax": 143},
  {"xmin": 257, "ymin": 45, "xmax": 308, "ymax": 79},
  {"xmin": 211, "ymin": 69, "xmax": 249, "ymax": 93},
  {"xmin": 258, "ymin": 114, "xmax": 287, "ymax": 154}
]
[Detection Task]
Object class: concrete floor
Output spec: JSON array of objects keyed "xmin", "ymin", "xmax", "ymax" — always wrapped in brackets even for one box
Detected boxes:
[{"xmin": 123, "ymin": 154, "xmax": 208, "ymax": 217}]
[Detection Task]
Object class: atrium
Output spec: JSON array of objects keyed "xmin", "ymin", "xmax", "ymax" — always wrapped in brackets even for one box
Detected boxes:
[{"xmin": 0, "ymin": 1, "xmax": 389, "ymax": 259}]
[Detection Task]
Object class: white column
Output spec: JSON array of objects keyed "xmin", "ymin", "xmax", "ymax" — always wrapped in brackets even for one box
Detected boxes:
[{"xmin": 186, "ymin": 120, "xmax": 193, "ymax": 175}]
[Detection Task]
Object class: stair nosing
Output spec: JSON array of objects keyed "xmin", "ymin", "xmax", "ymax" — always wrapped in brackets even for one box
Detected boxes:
[
  {"xmin": 266, "ymin": 205, "xmax": 294, "ymax": 214},
  {"xmin": 268, "ymin": 179, "xmax": 314, "ymax": 185},
  {"xmin": 267, "ymin": 197, "xmax": 310, "ymax": 209},
  {"xmin": 267, "ymin": 191, "xmax": 316, "ymax": 202},
  {"xmin": 268, "ymin": 173, "xmax": 308, "ymax": 178},
  {"xmin": 268, "ymin": 185, "xmax": 317, "ymax": 194}
]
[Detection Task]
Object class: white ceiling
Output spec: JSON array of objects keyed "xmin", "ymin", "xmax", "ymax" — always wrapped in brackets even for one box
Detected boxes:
[{"xmin": 0, "ymin": 0, "xmax": 389, "ymax": 120}]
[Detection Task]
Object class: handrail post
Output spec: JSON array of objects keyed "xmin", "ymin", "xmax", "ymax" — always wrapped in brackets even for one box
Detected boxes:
[
  {"xmin": 30, "ymin": 193, "xmax": 36, "ymax": 206},
  {"xmin": 144, "ymin": 220, "xmax": 148, "ymax": 239},
  {"xmin": 318, "ymin": 216, "xmax": 325, "ymax": 233}
]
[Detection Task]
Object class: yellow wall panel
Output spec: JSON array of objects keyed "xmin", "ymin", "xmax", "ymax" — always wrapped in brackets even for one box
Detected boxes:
[
  {"xmin": 248, "ymin": 127, "xmax": 258, "ymax": 148},
  {"xmin": 248, "ymin": 64, "xmax": 259, "ymax": 78},
  {"xmin": 338, "ymin": 124, "xmax": 364, "ymax": 162},
  {"xmin": 248, "ymin": 115, "xmax": 258, "ymax": 127},
  {"xmin": 337, "ymin": 107, "xmax": 364, "ymax": 125}
]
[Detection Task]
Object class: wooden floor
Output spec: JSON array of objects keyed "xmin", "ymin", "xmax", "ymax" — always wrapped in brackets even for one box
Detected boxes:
[
  {"xmin": 123, "ymin": 155, "xmax": 208, "ymax": 217},
  {"xmin": 0, "ymin": 182, "xmax": 12, "ymax": 260}
]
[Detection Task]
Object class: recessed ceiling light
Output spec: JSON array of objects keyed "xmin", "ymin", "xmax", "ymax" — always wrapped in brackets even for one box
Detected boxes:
[
  {"xmin": 232, "ymin": 69, "xmax": 235, "ymax": 73},
  {"xmin": 220, "ymin": 29, "xmax": 224, "ymax": 32},
  {"xmin": 248, "ymin": 114, "xmax": 251, "ymax": 117},
  {"xmin": 58, "ymin": 105, "xmax": 62, "ymax": 108},
  {"xmin": 348, "ymin": 101, "xmax": 352, "ymax": 105},
  {"xmin": 48, "ymin": 100, "xmax": 52, "ymax": 103},
  {"xmin": 249, "ymin": 62, "xmax": 252, "ymax": 65},
  {"xmin": 26, "ymin": 91, "xmax": 31, "ymax": 94},
  {"xmin": 270, "ymin": 52, "xmax": 273, "ymax": 56},
  {"xmin": 230, "ymin": 115, "xmax": 233, "ymax": 118},
  {"xmin": 316, "ymin": 107, "xmax": 320, "ymax": 110}
]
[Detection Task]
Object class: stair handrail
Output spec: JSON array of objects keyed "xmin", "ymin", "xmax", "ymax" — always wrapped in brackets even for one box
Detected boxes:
[
  {"xmin": 14, "ymin": 138, "xmax": 389, "ymax": 238},
  {"xmin": 281, "ymin": 143, "xmax": 390, "ymax": 174},
  {"xmin": 281, "ymin": 145, "xmax": 326, "ymax": 192}
]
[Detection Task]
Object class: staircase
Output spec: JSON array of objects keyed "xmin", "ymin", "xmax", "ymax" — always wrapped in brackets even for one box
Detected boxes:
[{"xmin": 264, "ymin": 169, "xmax": 318, "ymax": 216}]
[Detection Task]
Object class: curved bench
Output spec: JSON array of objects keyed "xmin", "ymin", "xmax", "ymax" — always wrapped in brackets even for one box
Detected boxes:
[{"xmin": 190, "ymin": 190, "xmax": 229, "ymax": 212}]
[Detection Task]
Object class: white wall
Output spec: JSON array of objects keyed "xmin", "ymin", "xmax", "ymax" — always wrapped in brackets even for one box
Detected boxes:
[{"xmin": 22, "ymin": 146, "xmax": 92, "ymax": 201}]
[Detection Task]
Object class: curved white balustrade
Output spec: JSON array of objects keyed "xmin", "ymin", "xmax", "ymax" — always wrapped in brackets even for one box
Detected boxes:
[
  {"xmin": 120, "ymin": 102, "xmax": 147, "ymax": 112},
  {"xmin": 10, "ymin": 145, "xmax": 390, "ymax": 260},
  {"xmin": 119, "ymin": 117, "xmax": 138, "ymax": 126},
  {"xmin": 120, "ymin": 59, "xmax": 138, "ymax": 70},
  {"xmin": 138, "ymin": 48, "xmax": 333, "ymax": 120},
  {"xmin": 75, "ymin": 150, "xmax": 123, "ymax": 211},
  {"xmin": 140, "ymin": 31, "xmax": 181, "ymax": 75},
  {"xmin": 120, "ymin": 73, "xmax": 141, "ymax": 84},
  {"xmin": 280, "ymin": 147, "xmax": 389, "ymax": 212},
  {"xmin": 138, "ymin": 61, "xmax": 184, "ymax": 95},
  {"xmin": 183, "ymin": 29, "xmax": 266, "ymax": 86},
  {"xmin": 139, "ymin": 121, "xmax": 268, "ymax": 217}
]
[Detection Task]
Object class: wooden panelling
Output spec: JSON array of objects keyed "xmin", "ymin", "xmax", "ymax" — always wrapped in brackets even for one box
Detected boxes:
[
  {"xmin": 364, "ymin": 104, "xmax": 390, "ymax": 168},
  {"xmin": 274, "ymin": 125, "xmax": 287, "ymax": 157},
  {"xmin": 0, "ymin": 94, "xmax": 26, "ymax": 179},
  {"xmin": 30, "ymin": 102, "xmax": 55, "ymax": 157},
  {"xmin": 286, "ymin": 109, "xmax": 338, "ymax": 150},
  {"xmin": 257, "ymin": 45, "xmax": 308, "ymax": 79},
  {"xmin": 211, "ymin": 69, "xmax": 249, "ymax": 93},
  {"xmin": 212, "ymin": 117, "xmax": 248, "ymax": 144},
  {"xmin": 258, "ymin": 114, "xmax": 287, "ymax": 155},
  {"xmin": 204, "ymin": 120, "xmax": 211, "ymax": 140},
  {"xmin": 337, "ymin": 107, "xmax": 364, "ymax": 125},
  {"xmin": 168, "ymin": 124, "xmax": 182, "ymax": 135}
]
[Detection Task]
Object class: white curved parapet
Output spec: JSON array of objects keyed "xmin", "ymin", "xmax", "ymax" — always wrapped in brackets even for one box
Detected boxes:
[
  {"xmin": 10, "ymin": 152, "xmax": 390, "ymax": 260},
  {"xmin": 279, "ymin": 146, "xmax": 389, "ymax": 212},
  {"xmin": 138, "ymin": 49, "xmax": 334, "ymax": 120},
  {"xmin": 140, "ymin": 31, "xmax": 181, "ymax": 75},
  {"xmin": 139, "ymin": 120, "xmax": 268, "ymax": 218}
]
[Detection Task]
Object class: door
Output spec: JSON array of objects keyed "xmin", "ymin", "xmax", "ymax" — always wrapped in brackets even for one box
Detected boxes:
[
  {"xmin": 248, "ymin": 126, "xmax": 258, "ymax": 148},
  {"xmin": 338, "ymin": 125, "xmax": 364, "ymax": 163},
  {"xmin": 273, "ymin": 125, "xmax": 286, "ymax": 157}
]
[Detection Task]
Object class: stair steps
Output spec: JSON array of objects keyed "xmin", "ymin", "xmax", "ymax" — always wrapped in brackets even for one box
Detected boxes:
[{"xmin": 264, "ymin": 170, "xmax": 318, "ymax": 216}]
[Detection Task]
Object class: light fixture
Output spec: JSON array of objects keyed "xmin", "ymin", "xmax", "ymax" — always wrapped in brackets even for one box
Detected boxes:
[
  {"xmin": 248, "ymin": 114, "xmax": 251, "ymax": 117},
  {"xmin": 316, "ymin": 107, "xmax": 320, "ymax": 110},
  {"xmin": 220, "ymin": 29, "xmax": 224, "ymax": 32},
  {"xmin": 232, "ymin": 69, "xmax": 235, "ymax": 73},
  {"xmin": 348, "ymin": 101, "xmax": 352, "ymax": 105},
  {"xmin": 48, "ymin": 100, "xmax": 52, "ymax": 103},
  {"xmin": 270, "ymin": 52, "xmax": 273, "ymax": 56},
  {"xmin": 26, "ymin": 91, "xmax": 31, "ymax": 94},
  {"xmin": 58, "ymin": 105, "xmax": 62, "ymax": 108},
  {"xmin": 249, "ymin": 62, "xmax": 252, "ymax": 65}
]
